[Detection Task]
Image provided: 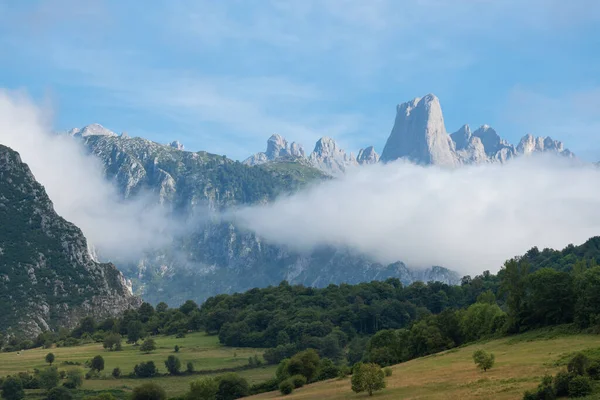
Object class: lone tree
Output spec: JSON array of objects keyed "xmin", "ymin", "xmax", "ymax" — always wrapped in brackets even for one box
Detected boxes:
[
  {"xmin": 45, "ymin": 353, "xmax": 55, "ymax": 366},
  {"xmin": 1, "ymin": 376, "xmax": 25, "ymax": 400},
  {"xmin": 351, "ymin": 363, "xmax": 386, "ymax": 396},
  {"xmin": 164, "ymin": 355, "xmax": 181, "ymax": 375},
  {"xmin": 91, "ymin": 355, "xmax": 105, "ymax": 372},
  {"xmin": 140, "ymin": 338, "xmax": 157, "ymax": 353},
  {"xmin": 472, "ymin": 350, "xmax": 495, "ymax": 372}
]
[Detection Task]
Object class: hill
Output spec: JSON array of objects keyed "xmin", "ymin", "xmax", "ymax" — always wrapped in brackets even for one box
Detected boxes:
[
  {"xmin": 249, "ymin": 329, "xmax": 600, "ymax": 399},
  {"xmin": 0, "ymin": 145, "xmax": 140, "ymax": 337}
]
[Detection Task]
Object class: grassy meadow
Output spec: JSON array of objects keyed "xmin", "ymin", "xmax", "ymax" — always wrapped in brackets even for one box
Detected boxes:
[
  {"xmin": 250, "ymin": 332, "xmax": 600, "ymax": 400},
  {"xmin": 0, "ymin": 332, "xmax": 275, "ymax": 396}
]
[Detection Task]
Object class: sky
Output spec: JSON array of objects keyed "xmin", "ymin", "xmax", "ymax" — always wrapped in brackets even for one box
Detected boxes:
[{"xmin": 1, "ymin": 0, "xmax": 600, "ymax": 161}]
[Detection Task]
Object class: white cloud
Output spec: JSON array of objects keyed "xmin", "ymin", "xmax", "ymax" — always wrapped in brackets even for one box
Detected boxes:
[
  {"xmin": 232, "ymin": 156, "xmax": 600, "ymax": 275},
  {"xmin": 0, "ymin": 89, "xmax": 179, "ymax": 262}
]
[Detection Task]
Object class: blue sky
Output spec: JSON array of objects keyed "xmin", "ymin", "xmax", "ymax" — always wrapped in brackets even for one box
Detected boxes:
[{"xmin": 1, "ymin": 0, "xmax": 600, "ymax": 161}]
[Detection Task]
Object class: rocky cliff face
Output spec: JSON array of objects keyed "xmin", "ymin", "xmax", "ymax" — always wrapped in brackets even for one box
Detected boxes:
[
  {"xmin": 381, "ymin": 94, "xmax": 458, "ymax": 166},
  {"xmin": 0, "ymin": 144, "xmax": 140, "ymax": 337},
  {"xmin": 67, "ymin": 128, "xmax": 460, "ymax": 305}
]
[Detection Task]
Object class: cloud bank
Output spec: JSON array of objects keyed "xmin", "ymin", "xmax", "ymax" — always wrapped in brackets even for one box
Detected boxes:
[
  {"xmin": 0, "ymin": 90, "xmax": 176, "ymax": 262},
  {"xmin": 233, "ymin": 157, "xmax": 600, "ymax": 275}
]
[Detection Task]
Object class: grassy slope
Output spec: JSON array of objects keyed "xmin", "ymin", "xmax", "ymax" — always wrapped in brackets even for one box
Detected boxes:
[
  {"xmin": 251, "ymin": 331, "xmax": 600, "ymax": 400},
  {"xmin": 0, "ymin": 332, "xmax": 275, "ymax": 396}
]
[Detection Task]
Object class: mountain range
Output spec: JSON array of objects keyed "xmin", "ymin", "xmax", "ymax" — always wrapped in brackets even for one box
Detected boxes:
[{"xmin": 0, "ymin": 145, "xmax": 140, "ymax": 337}]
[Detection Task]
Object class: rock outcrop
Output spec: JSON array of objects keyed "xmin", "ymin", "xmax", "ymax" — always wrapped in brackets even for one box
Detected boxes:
[
  {"xmin": 0, "ymin": 144, "xmax": 140, "ymax": 337},
  {"xmin": 357, "ymin": 146, "xmax": 380, "ymax": 165}
]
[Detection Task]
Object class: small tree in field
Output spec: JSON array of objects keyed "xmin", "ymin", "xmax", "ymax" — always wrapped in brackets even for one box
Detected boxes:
[
  {"xmin": 103, "ymin": 333, "xmax": 122, "ymax": 351},
  {"xmin": 472, "ymin": 350, "xmax": 495, "ymax": 372},
  {"xmin": 91, "ymin": 355, "xmax": 105, "ymax": 372},
  {"xmin": 351, "ymin": 363, "xmax": 386, "ymax": 396},
  {"xmin": 45, "ymin": 353, "xmax": 55, "ymax": 366},
  {"xmin": 164, "ymin": 355, "xmax": 181, "ymax": 375},
  {"xmin": 140, "ymin": 339, "xmax": 157, "ymax": 353}
]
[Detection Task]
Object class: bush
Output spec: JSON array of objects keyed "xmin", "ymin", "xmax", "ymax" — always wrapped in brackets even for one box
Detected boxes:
[
  {"xmin": 351, "ymin": 363, "xmax": 386, "ymax": 396},
  {"xmin": 186, "ymin": 362, "xmax": 194, "ymax": 374},
  {"xmin": 586, "ymin": 361, "xmax": 600, "ymax": 380},
  {"xmin": 316, "ymin": 358, "xmax": 339, "ymax": 381},
  {"xmin": 131, "ymin": 383, "xmax": 167, "ymax": 400},
  {"xmin": 187, "ymin": 377, "xmax": 218, "ymax": 400},
  {"xmin": 249, "ymin": 378, "xmax": 280, "ymax": 395},
  {"xmin": 278, "ymin": 380, "xmax": 294, "ymax": 395},
  {"xmin": 287, "ymin": 350, "xmax": 320, "ymax": 382},
  {"xmin": 472, "ymin": 350, "xmax": 495, "ymax": 372},
  {"xmin": 568, "ymin": 375, "xmax": 593, "ymax": 398},
  {"xmin": 134, "ymin": 362, "xmax": 158, "ymax": 378},
  {"xmin": 140, "ymin": 339, "xmax": 157, "ymax": 353},
  {"xmin": 112, "ymin": 368, "xmax": 121, "ymax": 379},
  {"xmin": 165, "ymin": 356, "xmax": 181, "ymax": 375},
  {"xmin": 64, "ymin": 369, "xmax": 83, "ymax": 389},
  {"xmin": 1, "ymin": 376, "xmax": 24, "ymax": 400},
  {"xmin": 174, "ymin": 345, "xmax": 179, "ymax": 353},
  {"xmin": 38, "ymin": 367, "xmax": 60, "ymax": 390},
  {"xmin": 567, "ymin": 353, "xmax": 589, "ymax": 376},
  {"xmin": 553, "ymin": 370, "xmax": 573, "ymax": 397},
  {"xmin": 384, "ymin": 367, "xmax": 393, "ymax": 377},
  {"xmin": 215, "ymin": 373, "xmax": 249, "ymax": 400},
  {"xmin": 522, "ymin": 391, "xmax": 536, "ymax": 400},
  {"xmin": 534, "ymin": 375, "xmax": 556, "ymax": 400},
  {"xmin": 46, "ymin": 387, "xmax": 73, "ymax": 400},
  {"xmin": 176, "ymin": 332, "xmax": 186, "ymax": 339},
  {"xmin": 289, "ymin": 375, "xmax": 306, "ymax": 388},
  {"xmin": 103, "ymin": 334, "xmax": 122, "ymax": 351}
]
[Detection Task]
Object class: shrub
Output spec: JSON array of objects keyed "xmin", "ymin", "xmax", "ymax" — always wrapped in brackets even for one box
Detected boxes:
[
  {"xmin": 316, "ymin": 358, "xmax": 339, "ymax": 381},
  {"xmin": 38, "ymin": 367, "xmax": 60, "ymax": 390},
  {"xmin": 64, "ymin": 369, "xmax": 83, "ymax": 389},
  {"xmin": 568, "ymin": 375, "xmax": 593, "ymax": 398},
  {"xmin": 46, "ymin": 387, "xmax": 73, "ymax": 400},
  {"xmin": 215, "ymin": 373, "xmax": 249, "ymax": 400},
  {"xmin": 289, "ymin": 375, "xmax": 306, "ymax": 388},
  {"xmin": 534, "ymin": 375, "xmax": 556, "ymax": 400},
  {"xmin": 140, "ymin": 339, "xmax": 157, "ymax": 353},
  {"xmin": 186, "ymin": 362, "xmax": 194, "ymax": 373},
  {"xmin": 176, "ymin": 332, "xmax": 186, "ymax": 339},
  {"xmin": 103, "ymin": 334, "xmax": 122, "ymax": 351},
  {"xmin": 472, "ymin": 350, "xmax": 495, "ymax": 372},
  {"xmin": 165, "ymin": 356, "xmax": 181, "ymax": 375},
  {"xmin": 249, "ymin": 378, "xmax": 280, "ymax": 395},
  {"xmin": 567, "ymin": 353, "xmax": 589, "ymax": 376},
  {"xmin": 134, "ymin": 362, "xmax": 158, "ymax": 378},
  {"xmin": 187, "ymin": 377, "xmax": 218, "ymax": 400},
  {"xmin": 287, "ymin": 350, "xmax": 321, "ymax": 382},
  {"xmin": 112, "ymin": 368, "xmax": 121, "ymax": 379},
  {"xmin": 174, "ymin": 345, "xmax": 180, "ymax": 353},
  {"xmin": 351, "ymin": 362, "xmax": 386, "ymax": 396},
  {"xmin": 586, "ymin": 361, "xmax": 600, "ymax": 380},
  {"xmin": 131, "ymin": 383, "xmax": 167, "ymax": 400},
  {"xmin": 278, "ymin": 380, "xmax": 294, "ymax": 395},
  {"xmin": 1, "ymin": 376, "xmax": 24, "ymax": 400},
  {"xmin": 522, "ymin": 391, "xmax": 537, "ymax": 400},
  {"xmin": 553, "ymin": 370, "xmax": 573, "ymax": 397}
]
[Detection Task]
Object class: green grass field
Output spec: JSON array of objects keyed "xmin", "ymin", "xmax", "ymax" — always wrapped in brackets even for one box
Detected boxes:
[
  {"xmin": 250, "ymin": 332, "xmax": 600, "ymax": 400},
  {"xmin": 0, "ymin": 332, "xmax": 276, "ymax": 397}
]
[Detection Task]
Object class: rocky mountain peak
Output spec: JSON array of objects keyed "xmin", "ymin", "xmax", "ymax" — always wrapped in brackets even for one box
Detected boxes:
[
  {"xmin": 266, "ymin": 134, "xmax": 288, "ymax": 158},
  {"xmin": 517, "ymin": 134, "xmax": 574, "ymax": 158},
  {"xmin": 169, "ymin": 140, "xmax": 185, "ymax": 151},
  {"xmin": 69, "ymin": 123, "xmax": 117, "ymax": 138},
  {"xmin": 381, "ymin": 93, "xmax": 457, "ymax": 166},
  {"xmin": 451, "ymin": 124, "xmax": 472, "ymax": 151},
  {"xmin": 357, "ymin": 146, "xmax": 380, "ymax": 165},
  {"xmin": 308, "ymin": 137, "xmax": 358, "ymax": 174}
]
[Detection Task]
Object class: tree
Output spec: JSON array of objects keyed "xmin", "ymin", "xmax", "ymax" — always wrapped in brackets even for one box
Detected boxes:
[
  {"xmin": 134, "ymin": 362, "xmax": 158, "ymax": 378},
  {"xmin": 568, "ymin": 353, "xmax": 589, "ymax": 376},
  {"xmin": 287, "ymin": 350, "xmax": 320, "ymax": 382},
  {"xmin": 63, "ymin": 369, "xmax": 83, "ymax": 389},
  {"xmin": 38, "ymin": 367, "xmax": 60, "ymax": 390},
  {"xmin": 499, "ymin": 258, "xmax": 530, "ymax": 332},
  {"xmin": 187, "ymin": 362, "xmax": 195, "ymax": 373},
  {"xmin": 187, "ymin": 378, "xmax": 218, "ymax": 400},
  {"xmin": 278, "ymin": 380, "xmax": 293, "ymax": 395},
  {"xmin": 112, "ymin": 368, "xmax": 121, "ymax": 378},
  {"xmin": 138, "ymin": 302, "xmax": 155, "ymax": 323},
  {"xmin": 131, "ymin": 383, "xmax": 167, "ymax": 400},
  {"xmin": 472, "ymin": 350, "xmax": 495, "ymax": 372},
  {"xmin": 1, "ymin": 376, "xmax": 24, "ymax": 400},
  {"xmin": 351, "ymin": 363, "xmax": 386, "ymax": 396},
  {"xmin": 140, "ymin": 339, "xmax": 157, "ymax": 353},
  {"xmin": 45, "ymin": 353, "xmax": 55, "ymax": 366},
  {"xmin": 215, "ymin": 374, "xmax": 249, "ymax": 400},
  {"xmin": 127, "ymin": 321, "xmax": 144, "ymax": 344},
  {"xmin": 103, "ymin": 333, "xmax": 122, "ymax": 351},
  {"xmin": 174, "ymin": 345, "xmax": 180, "ymax": 353},
  {"xmin": 91, "ymin": 355, "xmax": 105, "ymax": 372},
  {"xmin": 156, "ymin": 302, "xmax": 169, "ymax": 313},
  {"xmin": 165, "ymin": 355, "xmax": 181, "ymax": 375}
]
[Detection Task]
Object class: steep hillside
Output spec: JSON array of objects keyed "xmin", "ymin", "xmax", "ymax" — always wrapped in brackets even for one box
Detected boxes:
[
  {"xmin": 250, "ymin": 331, "xmax": 600, "ymax": 399},
  {"xmin": 0, "ymin": 144, "xmax": 140, "ymax": 337}
]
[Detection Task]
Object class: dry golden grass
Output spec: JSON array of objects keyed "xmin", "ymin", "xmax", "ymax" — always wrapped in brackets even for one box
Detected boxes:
[{"xmin": 250, "ymin": 334, "xmax": 600, "ymax": 400}]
